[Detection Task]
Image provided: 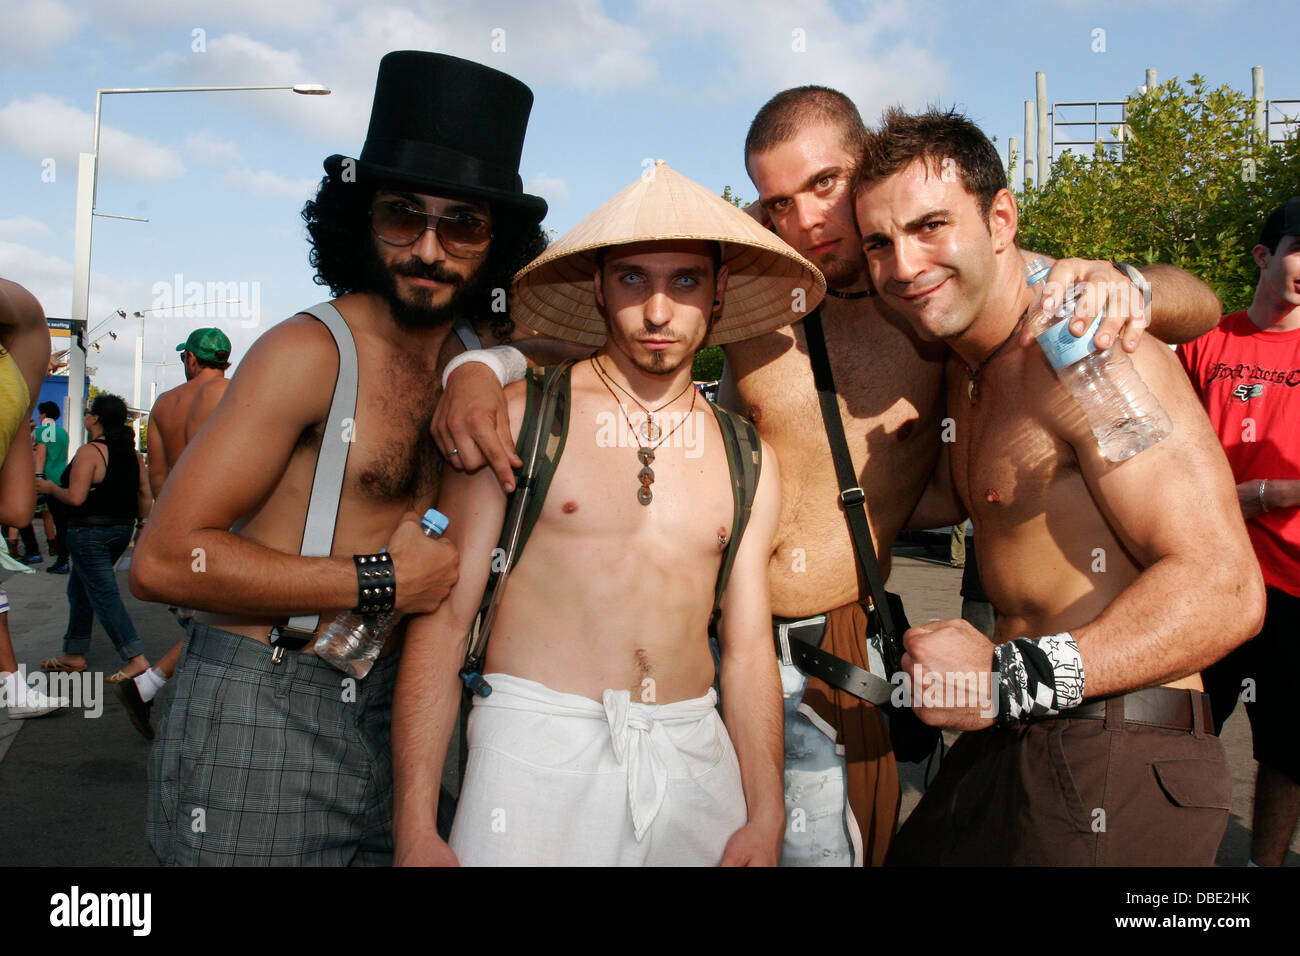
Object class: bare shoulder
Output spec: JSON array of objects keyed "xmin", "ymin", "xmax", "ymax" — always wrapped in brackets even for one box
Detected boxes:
[
  {"xmin": 197, "ymin": 376, "xmax": 232, "ymax": 404},
  {"xmin": 0, "ymin": 278, "xmax": 44, "ymax": 327},
  {"xmin": 504, "ymin": 378, "xmax": 528, "ymax": 445},
  {"xmin": 0, "ymin": 278, "xmax": 50, "ymax": 393},
  {"xmin": 212, "ymin": 312, "xmax": 339, "ymax": 432}
]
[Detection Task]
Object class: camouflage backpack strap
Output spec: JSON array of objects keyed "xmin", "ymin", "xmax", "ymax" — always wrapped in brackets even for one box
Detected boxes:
[
  {"xmin": 502, "ymin": 359, "xmax": 575, "ymax": 563},
  {"xmin": 707, "ymin": 399, "xmax": 762, "ymax": 624},
  {"xmin": 460, "ymin": 359, "xmax": 576, "ymax": 696}
]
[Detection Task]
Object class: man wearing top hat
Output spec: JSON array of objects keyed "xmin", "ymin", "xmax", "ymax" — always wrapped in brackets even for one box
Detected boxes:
[
  {"xmin": 392, "ymin": 162, "xmax": 823, "ymax": 866},
  {"xmin": 130, "ymin": 51, "xmax": 549, "ymax": 865}
]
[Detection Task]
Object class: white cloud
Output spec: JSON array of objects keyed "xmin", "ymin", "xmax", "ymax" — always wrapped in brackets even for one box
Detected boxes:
[
  {"xmin": 219, "ymin": 167, "xmax": 317, "ymax": 199},
  {"xmin": 526, "ymin": 173, "xmax": 570, "ymax": 203},
  {"xmin": 0, "ymin": 0, "xmax": 80, "ymax": 64},
  {"xmin": 0, "ymin": 216, "xmax": 54, "ymax": 241},
  {"xmin": 0, "ymin": 94, "xmax": 185, "ymax": 183},
  {"xmin": 185, "ymin": 130, "xmax": 242, "ymax": 165},
  {"xmin": 630, "ymin": 0, "xmax": 950, "ymax": 119}
]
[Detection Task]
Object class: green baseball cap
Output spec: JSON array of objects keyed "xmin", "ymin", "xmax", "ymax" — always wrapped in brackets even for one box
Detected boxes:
[{"xmin": 176, "ymin": 328, "xmax": 232, "ymax": 362}]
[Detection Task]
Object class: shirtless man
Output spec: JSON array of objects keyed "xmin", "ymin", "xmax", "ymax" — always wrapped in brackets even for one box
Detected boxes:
[
  {"xmin": 115, "ymin": 327, "xmax": 233, "ymax": 739},
  {"xmin": 851, "ymin": 107, "xmax": 1265, "ymax": 865},
  {"xmin": 128, "ymin": 51, "xmax": 547, "ymax": 865},
  {"xmin": 436, "ymin": 88, "xmax": 1222, "ymax": 866},
  {"xmin": 393, "ymin": 164, "xmax": 819, "ymax": 866}
]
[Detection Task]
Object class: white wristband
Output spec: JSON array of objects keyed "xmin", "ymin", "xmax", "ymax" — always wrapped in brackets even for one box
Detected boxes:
[{"xmin": 441, "ymin": 345, "xmax": 528, "ymax": 390}]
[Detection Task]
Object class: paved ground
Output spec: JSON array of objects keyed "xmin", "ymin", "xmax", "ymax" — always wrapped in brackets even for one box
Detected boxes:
[{"xmin": 0, "ymin": 526, "xmax": 1295, "ymax": 865}]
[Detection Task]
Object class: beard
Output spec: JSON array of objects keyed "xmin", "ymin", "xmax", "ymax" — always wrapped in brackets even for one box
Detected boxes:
[
  {"xmin": 362, "ymin": 242, "xmax": 491, "ymax": 330},
  {"xmin": 817, "ymin": 249, "xmax": 866, "ymax": 290}
]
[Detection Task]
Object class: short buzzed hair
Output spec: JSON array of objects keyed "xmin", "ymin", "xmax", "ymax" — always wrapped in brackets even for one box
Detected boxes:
[
  {"xmin": 744, "ymin": 86, "xmax": 870, "ymax": 175},
  {"xmin": 853, "ymin": 106, "xmax": 1007, "ymax": 218},
  {"xmin": 38, "ymin": 401, "xmax": 60, "ymax": 420}
]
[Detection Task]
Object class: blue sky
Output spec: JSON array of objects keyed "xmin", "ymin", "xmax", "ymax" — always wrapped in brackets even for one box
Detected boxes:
[{"xmin": 1, "ymin": 0, "xmax": 1296, "ymax": 402}]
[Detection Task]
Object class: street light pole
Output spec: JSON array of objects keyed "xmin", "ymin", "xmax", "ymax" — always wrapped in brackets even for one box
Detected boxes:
[{"xmin": 68, "ymin": 82, "xmax": 330, "ymax": 452}]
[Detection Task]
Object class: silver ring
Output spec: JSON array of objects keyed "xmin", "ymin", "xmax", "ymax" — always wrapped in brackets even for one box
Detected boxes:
[{"xmin": 448, "ymin": 448, "xmax": 459, "ymax": 456}]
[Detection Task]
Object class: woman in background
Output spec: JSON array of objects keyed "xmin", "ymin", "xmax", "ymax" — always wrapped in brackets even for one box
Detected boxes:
[{"xmin": 38, "ymin": 393, "xmax": 153, "ymax": 682}]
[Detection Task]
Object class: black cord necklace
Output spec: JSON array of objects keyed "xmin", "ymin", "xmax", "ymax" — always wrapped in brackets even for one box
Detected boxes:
[
  {"xmin": 964, "ymin": 308, "xmax": 1029, "ymax": 405},
  {"xmin": 826, "ymin": 287, "xmax": 874, "ymax": 300},
  {"xmin": 592, "ymin": 354, "xmax": 693, "ymax": 441}
]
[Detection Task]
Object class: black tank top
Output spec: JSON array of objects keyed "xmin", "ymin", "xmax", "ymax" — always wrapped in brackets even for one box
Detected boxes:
[{"xmin": 66, "ymin": 438, "xmax": 138, "ymax": 524}]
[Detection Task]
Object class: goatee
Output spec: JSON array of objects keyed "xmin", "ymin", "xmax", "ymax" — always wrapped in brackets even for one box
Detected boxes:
[{"xmin": 364, "ymin": 246, "xmax": 490, "ymax": 330}]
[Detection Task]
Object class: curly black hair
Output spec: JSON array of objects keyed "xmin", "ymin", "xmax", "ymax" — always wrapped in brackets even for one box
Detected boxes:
[{"xmin": 301, "ymin": 175, "xmax": 548, "ymax": 342}]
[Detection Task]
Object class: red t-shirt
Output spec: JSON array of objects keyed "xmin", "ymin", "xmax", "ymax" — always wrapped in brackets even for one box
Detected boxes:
[{"xmin": 1177, "ymin": 311, "xmax": 1300, "ymax": 597}]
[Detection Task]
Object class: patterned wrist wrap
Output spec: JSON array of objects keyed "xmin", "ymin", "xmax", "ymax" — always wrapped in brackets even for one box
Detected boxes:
[{"xmin": 992, "ymin": 633, "xmax": 1086, "ymax": 728}]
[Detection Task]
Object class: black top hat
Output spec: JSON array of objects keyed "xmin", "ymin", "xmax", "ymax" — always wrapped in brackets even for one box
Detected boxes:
[{"xmin": 324, "ymin": 51, "xmax": 547, "ymax": 223}]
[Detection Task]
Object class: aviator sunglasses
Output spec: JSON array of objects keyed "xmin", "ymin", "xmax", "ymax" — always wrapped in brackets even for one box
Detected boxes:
[{"xmin": 369, "ymin": 200, "xmax": 492, "ymax": 258}]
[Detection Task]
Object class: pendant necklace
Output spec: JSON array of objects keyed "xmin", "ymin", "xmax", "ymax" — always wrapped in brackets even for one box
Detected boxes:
[
  {"xmin": 593, "ymin": 358, "xmax": 697, "ymax": 505},
  {"xmin": 592, "ymin": 354, "xmax": 692, "ymax": 442},
  {"xmin": 965, "ymin": 308, "xmax": 1029, "ymax": 405}
]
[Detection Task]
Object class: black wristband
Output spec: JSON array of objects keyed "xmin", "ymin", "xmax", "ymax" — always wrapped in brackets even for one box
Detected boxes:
[{"xmin": 352, "ymin": 553, "xmax": 395, "ymax": 616}]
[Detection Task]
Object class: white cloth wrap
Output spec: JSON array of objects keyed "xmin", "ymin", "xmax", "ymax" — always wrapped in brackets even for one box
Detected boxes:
[
  {"xmin": 440, "ymin": 345, "xmax": 528, "ymax": 389},
  {"xmin": 449, "ymin": 672, "xmax": 746, "ymax": 866}
]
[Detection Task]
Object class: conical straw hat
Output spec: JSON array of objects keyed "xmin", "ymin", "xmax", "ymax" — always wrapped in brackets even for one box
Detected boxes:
[{"xmin": 513, "ymin": 160, "xmax": 825, "ymax": 347}]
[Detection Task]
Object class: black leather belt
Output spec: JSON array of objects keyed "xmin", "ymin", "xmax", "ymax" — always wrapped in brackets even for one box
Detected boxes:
[
  {"xmin": 1061, "ymin": 687, "xmax": 1214, "ymax": 735},
  {"xmin": 773, "ymin": 615, "xmax": 893, "ymax": 705}
]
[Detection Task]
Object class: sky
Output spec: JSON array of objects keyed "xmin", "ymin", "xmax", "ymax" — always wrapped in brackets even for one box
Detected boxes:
[{"xmin": 1, "ymin": 0, "xmax": 1297, "ymax": 404}]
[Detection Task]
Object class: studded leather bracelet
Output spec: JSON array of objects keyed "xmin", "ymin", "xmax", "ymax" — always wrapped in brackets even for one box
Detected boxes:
[{"xmin": 353, "ymin": 553, "xmax": 395, "ymax": 616}]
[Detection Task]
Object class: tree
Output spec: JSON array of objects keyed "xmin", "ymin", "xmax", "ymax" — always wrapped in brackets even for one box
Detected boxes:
[{"xmin": 1017, "ymin": 75, "xmax": 1300, "ymax": 314}]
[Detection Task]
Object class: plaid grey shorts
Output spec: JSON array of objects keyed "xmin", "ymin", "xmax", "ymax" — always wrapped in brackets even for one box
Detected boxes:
[{"xmin": 146, "ymin": 620, "xmax": 398, "ymax": 866}]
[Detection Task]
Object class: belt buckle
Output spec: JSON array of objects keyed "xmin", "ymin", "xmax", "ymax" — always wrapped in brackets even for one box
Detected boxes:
[
  {"xmin": 776, "ymin": 623, "xmax": 793, "ymax": 667},
  {"xmin": 780, "ymin": 615, "xmax": 828, "ymax": 667},
  {"xmin": 270, "ymin": 644, "xmax": 286, "ymax": 665}
]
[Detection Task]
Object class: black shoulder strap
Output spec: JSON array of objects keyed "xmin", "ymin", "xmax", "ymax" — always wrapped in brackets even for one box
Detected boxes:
[
  {"xmin": 708, "ymin": 400, "xmax": 762, "ymax": 621},
  {"xmin": 802, "ymin": 309, "xmax": 897, "ymax": 648}
]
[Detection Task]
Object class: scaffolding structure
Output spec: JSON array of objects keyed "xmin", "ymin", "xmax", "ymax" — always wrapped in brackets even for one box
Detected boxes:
[{"xmin": 1009, "ymin": 66, "xmax": 1298, "ymax": 191}]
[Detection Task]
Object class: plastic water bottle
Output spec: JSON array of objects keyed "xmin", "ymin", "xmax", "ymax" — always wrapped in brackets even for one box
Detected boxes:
[
  {"xmin": 314, "ymin": 508, "xmax": 450, "ymax": 678},
  {"xmin": 1025, "ymin": 258, "xmax": 1171, "ymax": 462}
]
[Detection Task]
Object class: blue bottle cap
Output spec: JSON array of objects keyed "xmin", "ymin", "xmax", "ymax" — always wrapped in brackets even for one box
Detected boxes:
[{"xmin": 421, "ymin": 508, "xmax": 450, "ymax": 536}]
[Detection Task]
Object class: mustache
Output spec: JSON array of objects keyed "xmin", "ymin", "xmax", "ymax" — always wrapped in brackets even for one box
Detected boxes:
[
  {"xmin": 885, "ymin": 270, "xmax": 949, "ymax": 296},
  {"xmin": 389, "ymin": 260, "xmax": 466, "ymax": 285}
]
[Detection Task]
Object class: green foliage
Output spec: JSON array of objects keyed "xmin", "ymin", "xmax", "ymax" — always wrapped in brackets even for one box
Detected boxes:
[
  {"xmin": 1017, "ymin": 75, "xmax": 1300, "ymax": 314},
  {"xmin": 721, "ymin": 185, "xmax": 746, "ymax": 208},
  {"xmin": 692, "ymin": 345, "xmax": 724, "ymax": 382}
]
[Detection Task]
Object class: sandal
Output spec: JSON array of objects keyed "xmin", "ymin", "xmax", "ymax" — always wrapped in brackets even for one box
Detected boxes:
[
  {"xmin": 106, "ymin": 667, "xmax": 150, "ymax": 684},
  {"xmin": 41, "ymin": 657, "xmax": 87, "ymax": 673}
]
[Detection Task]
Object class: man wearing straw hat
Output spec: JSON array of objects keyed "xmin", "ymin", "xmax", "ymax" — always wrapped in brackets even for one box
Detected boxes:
[{"xmin": 393, "ymin": 161, "xmax": 823, "ymax": 866}]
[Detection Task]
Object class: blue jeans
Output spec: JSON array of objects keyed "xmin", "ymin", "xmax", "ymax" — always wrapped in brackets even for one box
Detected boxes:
[
  {"xmin": 62, "ymin": 523, "xmax": 144, "ymax": 661},
  {"xmin": 780, "ymin": 660, "xmax": 855, "ymax": 866}
]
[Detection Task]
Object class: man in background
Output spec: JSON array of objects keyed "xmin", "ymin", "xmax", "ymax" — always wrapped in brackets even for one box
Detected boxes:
[
  {"xmin": 115, "ymin": 328, "xmax": 233, "ymax": 740},
  {"xmin": 1178, "ymin": 196, "xmax": 1300, "ymax": 866}
]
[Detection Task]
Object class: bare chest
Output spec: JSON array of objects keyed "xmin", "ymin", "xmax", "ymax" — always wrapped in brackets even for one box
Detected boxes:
[
  {"xmin": 538, "ymin": 403, "xmax": 738, "ymax": 558},
  {"xmin": 297, "ymin": 347, "xmax": 444, "ymax": 509},
  {"xmin": 948, "ymin": 353, "xmax": 1080, "ymax": 529}
]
